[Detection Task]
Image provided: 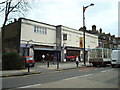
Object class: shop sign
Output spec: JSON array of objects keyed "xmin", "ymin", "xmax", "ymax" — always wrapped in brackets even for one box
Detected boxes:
[{"xmin": 80, "ymin": 37, "xmax": 84, "ymax": 48}]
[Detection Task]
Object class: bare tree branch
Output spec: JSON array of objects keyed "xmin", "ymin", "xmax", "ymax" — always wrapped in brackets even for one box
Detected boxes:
[
  {"xmin": 0, "ymin": 7, "xmax": 5, "ymax": 12},
  {"xmin": 0, "ymin": 1, "xmax": 6, "ymax": 4},
  {"xmin": 2, "ymin": 0, "xmax": 32, "ymax": 27},
  {"xmin": 2, "ymin": 0, "xmax": 34, "ymax": 43},
  {"xmin": 9, "ymin": 0, "xmax": 21, "ymax": 12}
]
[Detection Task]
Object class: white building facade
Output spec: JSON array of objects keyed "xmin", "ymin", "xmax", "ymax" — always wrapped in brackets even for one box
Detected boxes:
[
  {"xmin": 56, "ymin": 25, "xmax": 98, "ymax": 62},
  {"xmin": 3, "ymin": 18, "xmax": 98, "ymax": 62}
]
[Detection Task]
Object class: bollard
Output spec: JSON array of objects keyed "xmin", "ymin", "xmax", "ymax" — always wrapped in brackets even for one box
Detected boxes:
[
  {"xmin": 28, "ymin": 63, "xmax": 30, "ymax": 73},
  {"xmin": 47, "ymin": 61, "xmax": 49, "ymax": 67},
  {"xmin": 57, "ymin": 61, "xmax": 59, "ymax": 69}
]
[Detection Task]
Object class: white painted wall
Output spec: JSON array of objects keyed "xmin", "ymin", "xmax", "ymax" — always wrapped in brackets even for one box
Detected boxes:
[
  {"xmin": 85, "ymin": 33, "xmax": 98, "ymax": 49},
  {"xmin": 61, "ymin": 26, "xmax": 98, "ymax": 49},
  {"xmin": 20, "ymin": 19, "xmax": 98, "ymax": 49},
  {"xmin": 20, "ymin": 19, "xmax": 56, "ymax": 46}
]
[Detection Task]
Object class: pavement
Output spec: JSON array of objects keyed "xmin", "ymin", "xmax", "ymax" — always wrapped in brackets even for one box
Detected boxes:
[{"xmin": 1, "ymin": 61, "xmax": 92, "ymax": 78}]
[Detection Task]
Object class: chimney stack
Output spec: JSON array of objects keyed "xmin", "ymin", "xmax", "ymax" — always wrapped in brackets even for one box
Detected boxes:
[
  {"xmin": 92, "ymin": 25, "xmax": 96, "ymax": 32},
  {"xmin": 14, "ymin": 18, "xmax": 17, "ymax": 22},
  {"xmin": 99, "ymin": 28, "xmax": 102, "ymax": 33}
]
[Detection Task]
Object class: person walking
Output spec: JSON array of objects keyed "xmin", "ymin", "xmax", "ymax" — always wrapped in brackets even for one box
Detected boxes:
[
  {"xmin": 42, "ymin": 54, "xmax": 45, "ymax": 63},
  {"xmin": 76, "ymin": 56, "xmax": 79, "ymax": 67}
]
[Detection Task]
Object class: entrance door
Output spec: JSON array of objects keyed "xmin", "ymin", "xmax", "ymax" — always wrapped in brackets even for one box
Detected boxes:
[{"xmin": 34, "ymin": 50, "xmax": 56, "ymax": 62}]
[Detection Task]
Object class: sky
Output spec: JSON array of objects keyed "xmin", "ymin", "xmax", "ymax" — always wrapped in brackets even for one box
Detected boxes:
[{"xmin": 0, "ymin": 0, "xmax": 119, "ymax": 36}]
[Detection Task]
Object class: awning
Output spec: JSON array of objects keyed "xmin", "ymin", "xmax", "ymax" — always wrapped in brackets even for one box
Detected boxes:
[
  {"xmin": 66, "ymin": 47, "xmax": 82, "ymax": 51},
  {"xmin": 81, "ymin": 48, "xmax": 91, "ymax": 51},
  {"xmin": 34, "ymin": 47, "xmax": 56, "ymax": 51},
  {"xmin": 20, "ymin": 43, "xmax": 32, "ymax": 47}
]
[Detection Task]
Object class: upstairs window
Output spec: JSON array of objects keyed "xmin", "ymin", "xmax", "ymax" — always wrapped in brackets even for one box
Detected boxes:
[
  {"xmin": 34, "ymin": 26, "xmax": 47, "ymax": 35},
  {"xmin": 34, "ymin": 26, "xmax": 37, "ymax": 32}
]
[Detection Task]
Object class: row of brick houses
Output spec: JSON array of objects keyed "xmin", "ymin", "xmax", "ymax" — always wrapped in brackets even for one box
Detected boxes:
[
  {"xmin": 79, "ymin": 25, "xmax": 119, "ymax": 49},
  {"xmin": 2, "ymin": 18, "xmax": 119, "ymax": 62}
]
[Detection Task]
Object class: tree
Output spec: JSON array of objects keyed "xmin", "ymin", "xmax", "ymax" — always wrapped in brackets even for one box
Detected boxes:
[
  {"xmin": 0, "ymin": 0, "xmax": 34, "ymax": 53},
  {"xmin": 0, "ymin": 0, "xmax": 32, "ymax": 27}
]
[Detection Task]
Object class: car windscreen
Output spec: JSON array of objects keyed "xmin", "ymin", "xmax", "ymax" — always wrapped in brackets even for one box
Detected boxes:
[{"xmin": 26, "ymin": 58, "xmax": 34, "ymax": 61}]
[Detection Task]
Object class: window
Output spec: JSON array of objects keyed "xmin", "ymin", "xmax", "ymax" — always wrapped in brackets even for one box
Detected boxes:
[
  {"xmin": 44, "ymin": 28, "xmax": 47, "ymax": 34},
  {"xmin": 34, "ymin": 26, "xmax": 37, "ymax": 32},
  {"xmin": 103, "ymin": 49, "xmax": 107, "ymax": 58},
  {"xmin": 63, "ymin": 34, "xmax": 67, "ymax": 40},
  {"xmin": 39, "ymin": 28, "xmax": 41, "ymax": 34},
  {"xmin": 34, "ymin": 26, "xmax": 47, "ymax": 35}
]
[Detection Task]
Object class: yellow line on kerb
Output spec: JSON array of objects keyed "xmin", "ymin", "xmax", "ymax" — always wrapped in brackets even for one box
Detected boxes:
[{"xmin": 47, "ymin": 67, "xmax": 56, "ymax": 69}]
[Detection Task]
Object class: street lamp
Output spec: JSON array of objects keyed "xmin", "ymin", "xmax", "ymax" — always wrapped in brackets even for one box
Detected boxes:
[
  {"xmin": 83, "ymin": 3, "xmax": 94, "ymax": 65},
  {"xmin": 25, "ymin": 40, "xmax": 33, "ymax": 73}
]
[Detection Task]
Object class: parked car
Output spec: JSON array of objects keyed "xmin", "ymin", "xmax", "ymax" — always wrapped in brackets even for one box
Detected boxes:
[
  {"xmin": 24, "ymin": 56, "xmax": 35, "ymax": 67},
  {"xmin": 111, "ymin": 50, "xmax": 120, "ymax": 67}
]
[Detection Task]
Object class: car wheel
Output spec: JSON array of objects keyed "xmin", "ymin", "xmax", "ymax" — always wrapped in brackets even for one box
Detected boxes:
[
  {"xmin": 111, "ymin": 64, "xmax": 115, "ymax": 68},
  {"xmin": 103, "ymin": 63, "xmax": 107, "ymax": 67},
  {"xmin": 93, "ymin": 63, "xmax": 97, "ymax": 67}
]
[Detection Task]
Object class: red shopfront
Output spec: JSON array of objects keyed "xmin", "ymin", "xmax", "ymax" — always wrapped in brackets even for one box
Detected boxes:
[{"xmin": 66, "ymin": 47, "xmax": 81, "ymax": 61}]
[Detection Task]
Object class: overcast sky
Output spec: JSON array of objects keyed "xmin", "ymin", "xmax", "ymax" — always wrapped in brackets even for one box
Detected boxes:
[{"xmin": 0, "ymin": 0, "xmax": 119, "ymax": 36}]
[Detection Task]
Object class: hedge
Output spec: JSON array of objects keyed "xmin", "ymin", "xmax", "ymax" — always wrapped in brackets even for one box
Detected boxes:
[{"xmin": 2, "ymin": 53, "xmax": 25, "ymax": 70}]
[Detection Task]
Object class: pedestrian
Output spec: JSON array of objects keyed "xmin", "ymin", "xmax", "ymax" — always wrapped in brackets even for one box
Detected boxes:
[
  {"xmin": 76, "ymin": 56, "xmax": 79, "ymax": 67},
  {"xmin": 46, "ymin": 54, "xmax": 49, "ymax": 67},
  {"xmin": 42, "ymin": 54, "xmax": 45, "ymax": 63},
  {"xmin": 78, "ymin": 56, "xmax": 81, "ymax": 62}
]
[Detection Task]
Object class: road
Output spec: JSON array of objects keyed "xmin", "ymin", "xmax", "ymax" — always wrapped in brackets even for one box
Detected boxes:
[{"xmin": 2, "ymin": 66, "xmax": 119, "ymax": 89}]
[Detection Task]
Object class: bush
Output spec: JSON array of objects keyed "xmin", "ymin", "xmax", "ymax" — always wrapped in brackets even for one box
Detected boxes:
[{"xmin": 2, "ymin": 53, "xmax": 25, "ymax": 70}]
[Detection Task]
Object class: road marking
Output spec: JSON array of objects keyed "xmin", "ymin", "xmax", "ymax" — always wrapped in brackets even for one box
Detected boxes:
[
  {"xmin": 80, "ymin": 74, "xmax": 93, "ymax": 77},
  {"xmin": 37, "ymin": 66, "xmax": 45, "ymax": 67},
  {"xmin": 79, "ymin": 67, "xmax": 96, "ymax": 71},
  {"xmin": 63, "ymin": 76, "xmax": 80, "ymax": 80},
  {"xmin": 63, "ymin": 74, "xmax": 93, "ymax": 80},
  {"xmin": 108, "ymin": 69, "xmax": 113, "ymax": 71},
  {"xmin": 101, "ymin": 69, "xmax": 113, "ymax": 72},
  {"xmin": 101, "ymin": 70, "xmax": 108, "ymax": 72},
  {"xmin": 18, "ymin": 84, "xmax": 42, "ymax": 88}
]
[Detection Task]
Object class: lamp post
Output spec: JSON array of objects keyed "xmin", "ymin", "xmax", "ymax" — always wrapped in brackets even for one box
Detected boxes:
[
  {"xmin": 83, "ymin": 3, "xmax": 94, "ymax": 65},
  {"xmin": 25, "ymin": 40, "xmax": 33, "ymax": 73}
]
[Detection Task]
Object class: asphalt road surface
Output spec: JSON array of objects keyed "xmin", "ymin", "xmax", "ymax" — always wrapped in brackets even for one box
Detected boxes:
[{"xmin": 2, "ymin": 66, "xmax": 119, "ymax": 89}]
